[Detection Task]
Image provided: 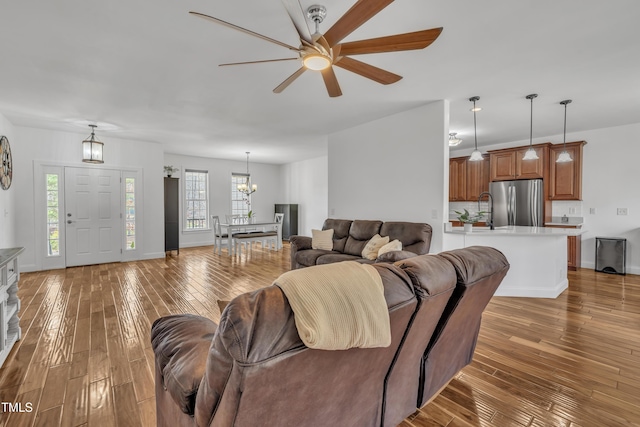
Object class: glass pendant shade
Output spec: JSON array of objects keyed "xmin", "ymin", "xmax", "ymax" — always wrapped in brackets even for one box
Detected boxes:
[
  {"xmin": 556, "ymin": 99, "xmax": 573, "ymax": 163},
  {"xmin": 522, "ymin": 147, "xmax": 539, "ymax": 160},
  {"xmin": 469, "ymin": 149, "xmax": 483, "ymax": 161},
  {"xmin": 523, "ymin": 94, "xmax": 539, "ymax": 161},
  {"xmin": 82, "ymin": 125, "xmax": 104, "ymax": 164},
  {"xmin": 556, "ymin": 151, "xmax": 572, "ymax": 163}
]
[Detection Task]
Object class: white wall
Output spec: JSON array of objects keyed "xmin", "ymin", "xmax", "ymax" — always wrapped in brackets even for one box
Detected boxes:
[
  {"xmin": 164, "ymin": 153, "xmax": 282, "ymax": 248},
  {"xmin": 0, "ymin": 114, "xmax": 16, "ymax": 248},
  {"xmin": 13, "ymin": 126, "xmax": 165, "ymax": 271},
  {"xmin": 451, "ymin": 122, "xmax": 640, "ymax": 274},
  {"xmin": 328, "ymin": 101, "xmax": 449, "ymax": 253},
  {"xmin": 279, "ymin": 155, "xmax": 328, "ymax": 236}
]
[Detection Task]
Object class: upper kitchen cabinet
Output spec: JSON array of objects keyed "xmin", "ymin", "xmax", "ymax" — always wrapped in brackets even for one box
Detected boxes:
[
  {"xmin": 466, "ymin": 156, "xmax": 490, "ymax": 200},
  {"xmin": 549, "ymin": 141, "xmax": 586, "ymax": 200},
  {"xmin": 489, "ymin": 143, "xmax": 550, "ymax": 181},
  {"xmin": 449, "ymin": 157, "xmax": 467, "ymax": 201},
  {"xmin": 449, "ymin": 156, "xmax": 489, "ymax": 201}
]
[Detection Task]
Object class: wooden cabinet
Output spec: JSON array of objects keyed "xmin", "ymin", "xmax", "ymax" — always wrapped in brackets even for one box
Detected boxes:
[
  {"xmin": 449, "ymin": 156, "xmax": 489, "ymax": 202},
  {"xmin": 164, "ymin": 177, "xmax": 179, "ymax": 254},
  {"xmin": 0, "ymin": 247, "xmax": 24, "ymax": 367},
  {"xmin": 449, "ymin": 157, "xmax": 467, "ymax": 201},
  {"xmin": 489, "ymin": 151, "xmax": 517, "ymax": 181},
  {"xmin": 546, "ymin": 225, "xmax": 582, "ymax": 270},
  {"xmin": 466, "ymin": 156, "xmax": 490, "ymax": 200},
  {"xmin": 489, "ymin": 144, "xmax": 549, "ymax": 181},
  {"xmin": 549, "ymin": 141, "xmax": 586, "ymax": 200},
  {"xmin": 515, "ymin": 146, "xmax": 547, "ymax": 179}
]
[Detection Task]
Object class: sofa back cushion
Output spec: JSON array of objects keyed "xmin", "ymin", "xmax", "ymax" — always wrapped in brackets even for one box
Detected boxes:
[
  {"xmin": 343, "ymin": 220, "xmax": 383, "ymax": 256},
  {"xmin": 195, "ymin": 263, "xmax": 418, "ymax": 427},
  {"xmin": 380, "ymin": 222, "xmax": 432, "ymax": 254},
  {"xmin": 322, "ymin": 219, "xmax": 352, "ymax": 252}
]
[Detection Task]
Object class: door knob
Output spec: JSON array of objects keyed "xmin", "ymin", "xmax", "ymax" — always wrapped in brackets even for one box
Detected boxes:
[{"xmin": 67, "ymin": 220, "xmax": 74, "ymax": 224}]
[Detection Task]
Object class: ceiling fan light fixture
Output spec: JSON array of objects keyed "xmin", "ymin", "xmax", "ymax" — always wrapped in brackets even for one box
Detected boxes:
[{"xmin": 302, "ymin": 53, "xmax": 331, "ymax": 71}]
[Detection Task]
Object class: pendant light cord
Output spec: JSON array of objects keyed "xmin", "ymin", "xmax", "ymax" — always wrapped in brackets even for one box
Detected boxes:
[
  {"xmin": 473, "ymin": 101, "xmax": 478, "ymax": 150},
  {"xmin": 525, "ymin": 94, "xmax": 538, "ymax": 149},
  {"xmin": 563, "ymin": 103, "xmax": 567, "ymax": 147}
]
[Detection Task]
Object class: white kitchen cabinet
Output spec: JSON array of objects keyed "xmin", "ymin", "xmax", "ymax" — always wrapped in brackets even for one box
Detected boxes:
[{"xmin": 0, "ymin": 248, "xmax": 24, "ymax": 367}]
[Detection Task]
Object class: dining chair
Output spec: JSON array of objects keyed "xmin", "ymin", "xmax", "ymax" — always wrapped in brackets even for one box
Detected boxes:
[{"xmin": 211, "ymin": 215, "xmax": 230, "ymax": 255}]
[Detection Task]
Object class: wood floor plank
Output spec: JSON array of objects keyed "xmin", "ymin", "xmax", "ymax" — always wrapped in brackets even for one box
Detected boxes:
[{"xmin": 1, "ymin": 245, "xmax": 639, "ymax": 426}]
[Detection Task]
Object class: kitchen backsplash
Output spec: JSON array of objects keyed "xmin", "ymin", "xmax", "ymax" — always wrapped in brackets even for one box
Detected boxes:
[
  {"xmin": 551, "ymin": 200, "xmax": 583, "ymax": 217},
  {"xmin": 449, "ymin": 200, "xmax": 583, "ymax": 220}
]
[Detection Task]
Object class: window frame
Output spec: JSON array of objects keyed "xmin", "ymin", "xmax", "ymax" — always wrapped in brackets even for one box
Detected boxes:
[
  {"xmin": 231, "ymin": 173, "xmax": 251, "ymax": 217},
  {"xmin": 183, "ymin": 169, "xmax": 210, "ymax": 231}
]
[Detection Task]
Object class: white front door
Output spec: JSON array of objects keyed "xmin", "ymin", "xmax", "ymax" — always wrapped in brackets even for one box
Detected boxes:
[{"xmin": 65, "ymin": 167, "xmax": 122, "ymax": 267}]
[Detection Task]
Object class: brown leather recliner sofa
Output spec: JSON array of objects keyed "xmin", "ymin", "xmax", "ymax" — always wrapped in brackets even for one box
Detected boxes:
[
  {"xmin": 289, "ymin": 219, "xmax": 432, "ymax": 270},
  {"xmin": 151, "ymin": 246, "xmax": 509, "ymax": 427}
]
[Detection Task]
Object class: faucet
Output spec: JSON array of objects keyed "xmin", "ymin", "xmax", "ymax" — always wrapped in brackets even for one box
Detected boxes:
[{"xmin": 478, "ymin": 192, "xmax": 494, "ymax": 230}]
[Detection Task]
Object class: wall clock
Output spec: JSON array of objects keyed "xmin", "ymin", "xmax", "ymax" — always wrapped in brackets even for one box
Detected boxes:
[{"xmin": 0, "ymin": 136, "xmax": 12, "ymax": 190}]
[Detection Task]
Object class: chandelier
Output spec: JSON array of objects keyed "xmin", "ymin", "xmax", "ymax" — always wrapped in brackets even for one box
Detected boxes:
[{"xmin": 237, "ymin": 151, "xmax": 257, "ymax": 195}]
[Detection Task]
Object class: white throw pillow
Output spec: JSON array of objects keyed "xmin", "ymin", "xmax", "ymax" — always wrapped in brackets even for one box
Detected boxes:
[
  {"xmin": 312, "ymin": 229, "xmax": 334, "ymax": 250},
  {"xmin": 377, "ymin": 239, "xmax": 402, "ymax": 257},
  {"xmin": 362, "ymin": 234, "xmax": 390, "ymax": 260}
]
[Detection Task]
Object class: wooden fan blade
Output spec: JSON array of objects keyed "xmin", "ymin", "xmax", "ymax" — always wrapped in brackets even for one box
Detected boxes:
[
  {"xmin": 333, "ymin": 56, "xmax": 401, "ymax": 85},
  {"xmin": 281, "ymin": 0, "xmax": 313, "ymax": 44},
  {"xmin": 323, "ymin": 0, "xmax": 395, "ymax": 47},
  {"xmin": 338, "ymin": 28, "xmax": 443, "ymax": 56},
  {"xmin": 273, "ymin": 67, "xmax": 307, "ymax": 93},
  {"xmin": 189, "ymin": 11, "xmax": 300, "ymax": 52},
  {"xmin": 220, "ymin": 58, "xmax": 299, "ymax": 66},
  {"xmin": 321, "ymin": 67, "xmax": 342, "ymax": 97}
]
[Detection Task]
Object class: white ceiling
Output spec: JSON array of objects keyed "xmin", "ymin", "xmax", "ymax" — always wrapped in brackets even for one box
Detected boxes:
[{"xmin": 1, "ymin": 0, "xmax": 638, "ymax": 164}]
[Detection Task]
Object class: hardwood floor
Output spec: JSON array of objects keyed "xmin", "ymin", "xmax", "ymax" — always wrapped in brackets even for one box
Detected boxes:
[{"xmin": 1, "ymin": 244, "xmax": 639, "ymax": 426}]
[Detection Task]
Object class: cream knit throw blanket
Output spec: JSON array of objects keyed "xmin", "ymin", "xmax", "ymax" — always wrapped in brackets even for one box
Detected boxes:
[{"xmin": 274, "ymin": 261, "xmax": 391, "ymax": 350}]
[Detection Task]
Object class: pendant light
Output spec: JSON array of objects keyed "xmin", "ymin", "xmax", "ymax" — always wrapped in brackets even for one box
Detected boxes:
[
  {"xmin": 556, "ymin": 99, "xmax": 573, "ymax": 163},
  {"xmin": 82, "ymin": 124, "xmax": 104, "ymax": 164},
  {"xmin": 449, "ymin": 133, "xmax": 462, "ymax": 146},
  {"xmin": 522, "ymin": 94, "xmax": 539, "ymax": 160},
  {"xmin": 468, "ymin": 96, "xmax": 483, "ymax": 161},
  {"xmin": 237, "ymin": 151, "xmax": 257, "ymax": 195}
]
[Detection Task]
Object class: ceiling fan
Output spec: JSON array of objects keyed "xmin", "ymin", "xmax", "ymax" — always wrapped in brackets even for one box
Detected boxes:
[{"xmin": 190, "ymin": 0, "xmax": 443, "ymax": 97}]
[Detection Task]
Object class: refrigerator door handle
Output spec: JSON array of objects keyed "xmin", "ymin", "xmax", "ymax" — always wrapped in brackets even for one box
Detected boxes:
[
  {"xmin": 531, "ymin": 182, "xmax": 538, "ymax": 226},
  {"xmin": 508, "ymin": 183, "xmax": 514, "ymax": 225}
]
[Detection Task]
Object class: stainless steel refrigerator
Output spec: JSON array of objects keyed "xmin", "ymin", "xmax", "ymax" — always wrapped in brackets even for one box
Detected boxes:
[{"xmin": 489, "ymin": 179, "xmax": 544, "ymax": 227}]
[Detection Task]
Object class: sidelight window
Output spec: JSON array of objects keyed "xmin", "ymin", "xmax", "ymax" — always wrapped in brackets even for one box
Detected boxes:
[{"xmin": 46, "ymin": 173, "xmax": 60, "ymax": 256}]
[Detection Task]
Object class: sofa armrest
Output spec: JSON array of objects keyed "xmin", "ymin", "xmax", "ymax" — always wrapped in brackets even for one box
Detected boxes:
[
  {"xmin": 376, "ymin": 250, "xmax": 418, "ymax": 263},
  {"xmin": 151, "ymin": 314, "xmax": 217, "ymax": 416},
  {"xmin": 289, "ymin": 235, "xmax": 313, "ymax": 269},
  {"xmin": 289, "ymin": 235, "xmax": 312, "ymax": 250}
]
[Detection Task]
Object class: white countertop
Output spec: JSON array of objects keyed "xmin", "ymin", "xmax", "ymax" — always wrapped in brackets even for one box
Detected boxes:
[{"xmin": 446, "ymin": 225, "xmax": 586, "ymax": 236}]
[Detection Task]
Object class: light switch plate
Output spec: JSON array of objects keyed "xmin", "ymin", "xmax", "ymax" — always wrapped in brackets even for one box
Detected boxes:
[{"xmin": 590, "ymin": 208, "xmax": 596, "ymax": 214}]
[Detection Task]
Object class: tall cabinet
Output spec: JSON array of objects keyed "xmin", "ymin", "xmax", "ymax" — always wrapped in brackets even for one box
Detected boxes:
[
  {"xmin": 164, "ymin": 177, "xmax": 180, "ymax": 254},
  {"xmin": 274, "ymin": 204, "xmax": 299, "ymax": 240}
]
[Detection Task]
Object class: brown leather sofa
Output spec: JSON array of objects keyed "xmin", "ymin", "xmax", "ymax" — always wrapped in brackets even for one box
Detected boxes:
[
  {"xmin": 151, "ymin": 246, "xmax": 509, "ymax": 427},
  {"xmin": 289, "ymin": 219, "xmax": 432, "ymax": 270}
]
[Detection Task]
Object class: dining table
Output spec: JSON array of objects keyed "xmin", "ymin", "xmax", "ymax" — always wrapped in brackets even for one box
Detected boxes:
[{"xmin": 220, "ymin": 220, "xmax": 283, "ymax": 255}]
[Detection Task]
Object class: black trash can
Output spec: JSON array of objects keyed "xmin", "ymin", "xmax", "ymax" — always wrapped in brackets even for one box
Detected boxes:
[{"xmin": 595, "ymin": 237, "xmax": 626, "ymax": 275}]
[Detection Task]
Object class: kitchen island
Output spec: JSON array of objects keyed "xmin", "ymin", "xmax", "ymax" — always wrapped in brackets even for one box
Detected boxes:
[{"xmin": 443, "ymin": 226, "xmax": 586, "ymax": 298}]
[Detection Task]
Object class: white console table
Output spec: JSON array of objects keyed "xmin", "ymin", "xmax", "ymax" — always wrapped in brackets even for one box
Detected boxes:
[{"xmin": 0, "ymin": 247, "xmax": 24, "ymax": 367}]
